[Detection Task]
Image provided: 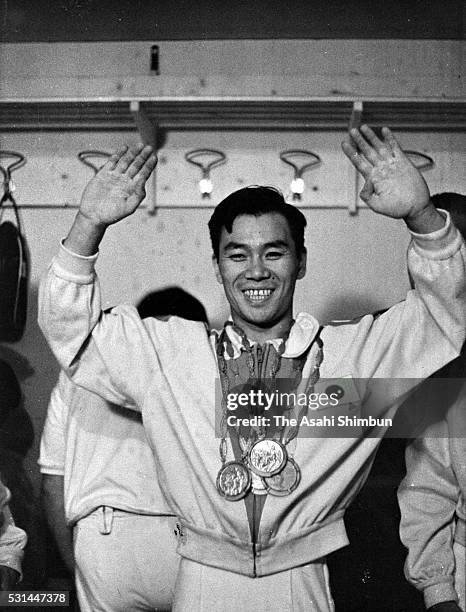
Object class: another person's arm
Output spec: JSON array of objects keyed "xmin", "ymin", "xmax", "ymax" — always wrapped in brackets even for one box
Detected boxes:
[
  {"xmin": 398, "ymin": 421, "xmax": 461, "ymax": 611},
  {"xmin": 41, "ymin": 476, "xmax": 74, "ymax": 574},
  {"xmin": 39, "ymin": 376, "xmax": 74, "ymax": 573}
]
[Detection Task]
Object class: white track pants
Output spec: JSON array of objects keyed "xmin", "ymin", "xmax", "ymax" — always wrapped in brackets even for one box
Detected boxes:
[
  {"xmin": 74, "ymin": 508, "xmax": 179, "ymax": 611},
  {"xmin": 173, "ymin": 556, "xmax": 335, "ymax": 612}
]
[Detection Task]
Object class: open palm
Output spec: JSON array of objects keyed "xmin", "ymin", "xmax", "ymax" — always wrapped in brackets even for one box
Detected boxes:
[
  {"xmin": 342, "ymin": 126, "xmax": 430, "ymax": 219},
  {"xmin": 79, "ymin": 144, "xmax": 157, "ymax": 226}
]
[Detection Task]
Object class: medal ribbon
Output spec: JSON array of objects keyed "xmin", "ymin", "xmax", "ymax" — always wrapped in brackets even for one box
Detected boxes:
[{"xmin": 216, "ymin": 322, "xmax": 323, "ymax": 499}]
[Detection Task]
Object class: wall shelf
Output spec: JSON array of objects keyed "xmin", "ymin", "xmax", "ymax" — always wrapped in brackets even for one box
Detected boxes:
[
  {"xmin": 0, "ymin": 97, "xmax": 465, "ymax": 132},
  {"xmin": 1, "ymin": 95, "xmax": 464, "ymax": 215}
]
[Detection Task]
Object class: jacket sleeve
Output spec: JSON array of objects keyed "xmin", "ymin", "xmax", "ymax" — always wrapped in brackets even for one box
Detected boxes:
[
  {"xmin": 323, "ymin": 212, "xmax": 466, "ymax": 386},
  {"xmin": 398, "ymin": 422, "xmax": 460, "ymax": 608},
  {"xmin": 0, "ymin": 483, "xmax": 27, "ymax": 579},
  {"xmin": 38, "ymin": 243, "xmax": 160, "ymax": 409}
]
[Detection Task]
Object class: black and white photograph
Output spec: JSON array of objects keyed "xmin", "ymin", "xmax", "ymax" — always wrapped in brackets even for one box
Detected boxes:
[{"xmin": 0, "ymin": 1, "xmax": 464, "ymax": 610}]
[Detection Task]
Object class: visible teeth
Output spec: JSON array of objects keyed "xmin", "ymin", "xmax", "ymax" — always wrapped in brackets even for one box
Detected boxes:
[{"xmin": 244, "ymin": 289, "xmax": 272, "ymax": 301}]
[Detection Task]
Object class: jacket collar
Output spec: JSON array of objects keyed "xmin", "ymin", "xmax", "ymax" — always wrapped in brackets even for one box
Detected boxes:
[{"xmin": 214, "ymin": 312, "xmax": 320, "ymax": 360}]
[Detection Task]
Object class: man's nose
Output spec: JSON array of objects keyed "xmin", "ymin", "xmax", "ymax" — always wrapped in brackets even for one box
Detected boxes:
[{"xmin": 245, "ymin": 256, "xmax": 271, "ymax": 280}]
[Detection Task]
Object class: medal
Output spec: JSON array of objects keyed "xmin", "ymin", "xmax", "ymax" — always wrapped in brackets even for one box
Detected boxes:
[
  {"xmin": 216, "ymin": 326, "xmax": 324, "ymax": 501},
  {"xmin": 248, "ymin": 439, "xmax": 287, "ymax": 477},
  {"xmin": 216, "ymin": 461, "xmax": 251, "ymax": 501},
  {"xmin": 265, "ymin": 457, "xmax": 301, "ymax": 496},
  {"xmin": 238, "ymin": 433, "xmax": 268, "ymax": 495}
]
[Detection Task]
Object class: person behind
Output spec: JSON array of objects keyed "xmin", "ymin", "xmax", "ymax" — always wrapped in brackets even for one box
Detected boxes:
[
  {"xmin": 398, "ymin": 193, "xmax": 466, "ymax": 612},
  {"xmin": 38, "ymin": 126, "xmax": 466, "ymax": 611},
  {"xmin": 40, "ymin": 287, "xmax": 207, "ymax": 612},
  {"xmin": 0, "ymin": 358, "xmax": 45, "ymax": 590}
]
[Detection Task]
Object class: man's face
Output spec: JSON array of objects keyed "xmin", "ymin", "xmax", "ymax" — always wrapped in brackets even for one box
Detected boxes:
[{"xmin": 213, "ymin": 212, "xmax": 306, "ymax": 338}]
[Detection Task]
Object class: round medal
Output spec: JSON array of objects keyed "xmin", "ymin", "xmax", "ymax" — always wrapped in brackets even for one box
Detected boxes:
[
  {"xmin": 265, "ymin": 457, "xmax": 301, "ymax": 496},
  {"xmin": 248, "ymin": 439, "xmax": 287, "ymax": 477},
  {"xmin": 216, "ymin": 461, "xmax": 251, "ymax": 501}
]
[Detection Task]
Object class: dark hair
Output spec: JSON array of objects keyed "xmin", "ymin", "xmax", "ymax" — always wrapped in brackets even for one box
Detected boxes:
[
  {"xmin": 208, "ymin": 186, "xmax": 307, "ymax": 260},
  {"xmin": 431, "ymin": 192, "xmax": 466, "ymax": 240},
  {"xmin": 136, "ymin": 286, "xmax": 208, "ymax": 324},
  {"xmin": 0, "ymin": 359, "xmax": 21, "ymax": 422}
]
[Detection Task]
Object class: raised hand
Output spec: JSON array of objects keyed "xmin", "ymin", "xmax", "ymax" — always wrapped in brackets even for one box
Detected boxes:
[
  {"xmin": 342, "ymin": 125, "xmax": 431, "ymax": 220},
  {"xmin": 79, "ymin": 144, "xmax": 157, "ymax": 227},
  {"xmin": 64, "ymin": 144, "xmax": 157, "ymax": 256}
]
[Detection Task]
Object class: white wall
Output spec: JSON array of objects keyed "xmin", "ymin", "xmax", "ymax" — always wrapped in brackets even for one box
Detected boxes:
[{"xmin": 1, "ymin": 40, "xmax": 464, "ymax": 98}]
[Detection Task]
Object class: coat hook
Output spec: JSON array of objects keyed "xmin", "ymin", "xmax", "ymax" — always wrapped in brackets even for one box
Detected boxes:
[
  {"xmin": 279, "ymin": 150, "xmax": 321, "ymax": 202},
  {"xmin": 404, "ymin": 150, "xmax": 435, "ymax": 172},
  {"xmin": 185, "ymin": 149, "xmax": 226, "ymax": 198}
]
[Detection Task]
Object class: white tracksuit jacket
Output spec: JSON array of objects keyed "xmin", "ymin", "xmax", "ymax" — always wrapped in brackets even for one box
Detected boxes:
[{"xmin": 38, "ymin": 214, "xmax": 466, "ymax": 580}]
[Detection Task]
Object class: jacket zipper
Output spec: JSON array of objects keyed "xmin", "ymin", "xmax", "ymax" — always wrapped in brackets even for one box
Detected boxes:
[
  {"xmin": 251, "ymin": 343, "xmax": 270, "ymax": 577},
  {"xmin": 256, "ymin": 343, "xmax": 263, "ymax": 380},
  {"xmin": 252, "ymin": 496, "xmax": 257, "ymax": 577}
]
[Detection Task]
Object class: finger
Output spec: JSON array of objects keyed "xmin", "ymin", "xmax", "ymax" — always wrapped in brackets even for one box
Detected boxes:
[
  {"xmin": 349, "ymin": 128, "xmax": 381, "ymax": 165},
  {"xmin": 133, "ymin": 180, "xmax": 148, "ymax": 203},
  {"xmin": 360, "ymin": 125, "xmax": 392, "ymax": 159},
  {"xmin": 381, "ymin": 127, "xmax": 403, "ymax": 157},
  {"xmin": 127, "ymin": 145, "xmax": 154, "ymax": 179},
  {"xmin": 135, "ymin": 153, "xmax": 158, "ymax": 183},
  {"xmin": 115, "ymin": 143, "xmax": 145, "ymax": 173},
  {"xmin": 104, "ymin": 146, "xmax": 128, "ymax": 171},
  {"xmin": 359, "ymin": 179, "xmax": 374, "ymax": 203},
  {"xmin": 341, "ymin": 140, "xmax": 373, "ymax": 178}
]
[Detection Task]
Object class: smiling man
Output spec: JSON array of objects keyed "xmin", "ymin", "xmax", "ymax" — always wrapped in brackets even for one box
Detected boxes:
[
  {"xmin": 210, "ymin": 186, "xmax": 306, "ymax": 341},
  {"xmin": 38, "ymin": 126, "xmax": 466, "ymax": 611}
]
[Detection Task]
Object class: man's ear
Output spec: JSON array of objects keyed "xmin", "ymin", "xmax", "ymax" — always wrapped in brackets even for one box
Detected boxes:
[
  {"xmin": 297, "ymin": 248, "xmax": 307, "ymax": 280},
  {"xmin": 212, "ymin": 255, "xmax": 223, "ymax": 285}
]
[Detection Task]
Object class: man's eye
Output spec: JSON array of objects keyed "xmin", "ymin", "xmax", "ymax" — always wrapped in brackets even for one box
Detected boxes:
[
  {"xmin": 229, "ymin": 253, "xmax": 247, "ymax": 261},
  {"xmin": 266, "ymin": 251, "xmax": 283, "ymax": 259}
]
